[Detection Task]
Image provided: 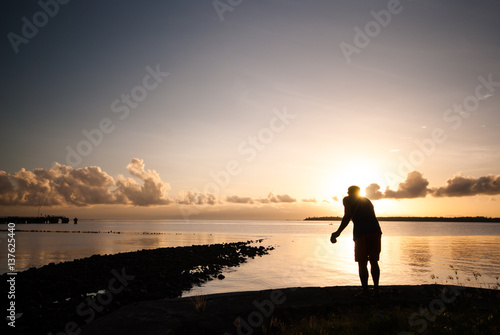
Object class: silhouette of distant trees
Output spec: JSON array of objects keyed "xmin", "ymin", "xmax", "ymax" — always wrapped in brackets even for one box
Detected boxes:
[{"xmin": 304, "ymin": 216, "xmax": 500, "ymax": 222}]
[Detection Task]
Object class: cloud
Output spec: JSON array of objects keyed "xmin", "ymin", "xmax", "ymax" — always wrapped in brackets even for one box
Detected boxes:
[
  {"xmin": 1, "ymin": 164, "xmax": 116, "ymax": 207},
  {"xmin": 478, "ymin": 93, "xmax": 494, "ymax": 100},
  {"xmin": 0, "ymin": 159, "xmax": 171, "ymax": 207},
  {"xmin": 276, "ymin": 194, "xmax": 296, "ymax": 203},
  {"xmin": 365, "ymin": 183, "xmax": 384, "ymax": 200},
  {"xmin": 177, "ymin": 192, "xmax": 299, "ymax": 206},
  {"xmin": 226, "ymin": 193, "xmax": 297, "ymax": 205},
  {"xmin": 115, "ymin": 158, "xmax": 172, "ymax": 206},
  {"xmin": 365, "ymin": 171, "xmax": 430, "ymax": 200},
  {"xmin": 4, "ymin": 161, "xmax": 499, "ymax": 210},
  {"xmin": 256, "ymin": 192, "xmax": 296, "ymax": 204},
  {"xmin": 366, "ymin": 171, "xmax": 500, "ymax": 200},
  {"xmin": 176, "ymin": 191, "xmax": 217, "ymax": 205},
  {"xmin": 430, "ymin": 174, "xmax": 500, "ymax": 197},
  {"xmin": 0, "ymin": 171, "xmax": 20, "ymax": 205},
  {"xmin": 384, "ymin": 171, "xmax": 430, "ymax": 199},
  {"xmin": 226, "ymin": 195, "xmax": 254, "ymax": 204},
  {"xmin": 0, "ymin": 159, "xmax": 302, "ymax": 209}
]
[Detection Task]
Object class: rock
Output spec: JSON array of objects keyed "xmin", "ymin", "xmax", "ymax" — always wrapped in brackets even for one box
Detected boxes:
[{"xmin": 0, "ymin": 241, "xmax": 273, "ymax": 334}]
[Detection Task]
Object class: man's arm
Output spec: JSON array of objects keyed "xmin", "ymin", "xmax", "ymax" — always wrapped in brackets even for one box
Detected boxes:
[
  {"xmin": 333, "ymin": 215, "xmax": 350, "ymax": 237},
  {"xmin": 331, "ymin": 198, "xmax": 352, "ymax": 239}
]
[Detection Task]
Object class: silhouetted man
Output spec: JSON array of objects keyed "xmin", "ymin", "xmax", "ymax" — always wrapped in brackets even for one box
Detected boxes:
[{"xmin": 331, "ymin": 185, "xmax": 382, "ymax": 296}]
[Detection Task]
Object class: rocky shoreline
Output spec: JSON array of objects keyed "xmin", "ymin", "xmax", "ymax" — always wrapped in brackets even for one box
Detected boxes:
[{"xmin": 1, "ymin": 240, "xmax": 273, "ymax": 335}]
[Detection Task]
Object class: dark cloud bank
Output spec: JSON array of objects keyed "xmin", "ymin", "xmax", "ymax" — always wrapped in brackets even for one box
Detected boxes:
[
  {"xmin": 1, "ymin": 159, "xmax": 499, "ymax": 207},
  {"xmin": 366, "ymin": 171, "xmax": 500, "ymax": 200}
]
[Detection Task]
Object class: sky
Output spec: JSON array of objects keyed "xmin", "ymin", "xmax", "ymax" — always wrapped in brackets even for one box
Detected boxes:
[{"xmin": 1, "ymin": 0, "xmax": 499, "ymax": 220}]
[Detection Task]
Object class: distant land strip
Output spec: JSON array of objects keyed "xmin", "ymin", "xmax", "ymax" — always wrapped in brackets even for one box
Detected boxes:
[
  {"xmin": 304, "ymin": 216, "xmax": 500, "ymax": 222},
  {"xmin": 0, "ymin": 229, "xmax": 179, "ymax": 234}
]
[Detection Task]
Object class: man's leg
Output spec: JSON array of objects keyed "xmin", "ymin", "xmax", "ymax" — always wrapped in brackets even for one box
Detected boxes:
[
  {"xmin": 367, "ymin": 232, "xmax": 382, "ymax": 294},
  {"xmin": 358, "ymin": 260, "xmax": 369, "ymax": 293},
  {"xmin": 370, "ymin": 260, "xmax": 380, "ymax": 293}
]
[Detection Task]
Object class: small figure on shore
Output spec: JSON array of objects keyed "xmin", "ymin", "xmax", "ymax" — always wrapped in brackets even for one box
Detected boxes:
[
  {"xmin": 331, "ymin": 185, "xmax": 382, "ymax": 297},
  {"xmin": 73, "ymin": 217, "xmax": 78, "ymax": 224}
]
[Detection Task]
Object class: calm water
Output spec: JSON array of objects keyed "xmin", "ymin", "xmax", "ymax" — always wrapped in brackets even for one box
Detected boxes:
[{"xmin": 1, "ymin": 220, "xmax": 499, "ymax": 296}]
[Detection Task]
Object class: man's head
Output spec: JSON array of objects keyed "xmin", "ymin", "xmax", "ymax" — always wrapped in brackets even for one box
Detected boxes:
[{"xmin": 347, "ymin": 185, "xmax": 361, "ymax": 197}]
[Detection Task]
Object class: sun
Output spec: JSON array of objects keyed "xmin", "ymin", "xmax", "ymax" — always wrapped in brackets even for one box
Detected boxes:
[{"xmin": 325, "ymin": 158, "xmax": 384, "ymax": 200}]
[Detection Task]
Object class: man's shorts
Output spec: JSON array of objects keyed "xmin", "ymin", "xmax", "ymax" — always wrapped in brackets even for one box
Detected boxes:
[{"xmin": 354, "ymin": 232, "xmax": 381, "ymax": 262}]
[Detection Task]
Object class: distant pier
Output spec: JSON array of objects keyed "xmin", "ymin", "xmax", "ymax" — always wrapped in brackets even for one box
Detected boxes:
[{"xmin": 0, "ymin": 216, "xmax": 72, "ymax": 224}]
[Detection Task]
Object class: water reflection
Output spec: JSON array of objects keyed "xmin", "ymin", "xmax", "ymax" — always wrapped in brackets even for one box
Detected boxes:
[
  {"xmin": 448, "ymin": 236, "xmax": 500, "ymax": 281},
  {"xmin": 382, "ymin": 235, "xmax": 500, "ymax": 288},
  {"xmin": 2, "ymin": 222, "xmax": 499, "ymax": 294},
  {"xmin": 400, "ymin": 237, "xmax": 431, "ymax": 273}
]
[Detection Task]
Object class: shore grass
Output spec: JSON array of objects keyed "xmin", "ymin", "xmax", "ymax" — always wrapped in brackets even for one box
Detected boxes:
[
  {"xmin": 261, "ymin": 309, "xmax": 413, "ymax": 335},
  {"xmin": 258, "ymin": 302, "xmax": 498, "ymax": 334},
  {"xmin": 431, "ymin": 266, "xmax": 500, "ymax": 290},
  {"xmin": 190, "ymin": 294, "xmax": 208, "ymax": 313},
  {"xmin": 256, "ymin": 275, "xmax": 500, "ymax": 335}
]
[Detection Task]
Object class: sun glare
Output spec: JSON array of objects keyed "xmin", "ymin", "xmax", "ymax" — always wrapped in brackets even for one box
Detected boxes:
[{"xmin": 325, "ymin": 158, "xmax": 384, "ymax": 201}]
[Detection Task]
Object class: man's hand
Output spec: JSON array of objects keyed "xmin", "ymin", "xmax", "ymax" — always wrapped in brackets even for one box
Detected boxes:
[{"xmin": 330, "ymin": 231, "xmax": 339, "ymax": 243}]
